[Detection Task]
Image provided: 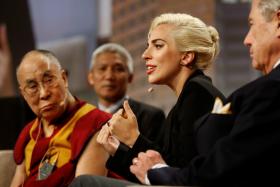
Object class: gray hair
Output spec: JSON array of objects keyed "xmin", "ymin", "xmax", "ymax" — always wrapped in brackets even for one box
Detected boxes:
[
  {"xmin": 90, "ymin": 43, "xmax": 134, "ymax": 74},
  {"xmin": 258, "ymin": 0, "xmax": 280, "ymax": 21},
  {"xmin": 149, "ymin": 13, "xmax": 220, "ymax": 70},
  {"xmin": 16, "ymin": 49, "xmax": 62, "ymax": 82}
]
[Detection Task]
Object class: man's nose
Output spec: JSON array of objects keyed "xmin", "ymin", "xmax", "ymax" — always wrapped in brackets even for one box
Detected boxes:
[
  {"xmin": 39, "ymin": 84, "xmax": 50, "ymax": 99},
  {"xmin": 104, "ymin": 68, "xmax": 115, "ymax": 79},
  {"xmin": 243, "ymin": 31, "xmax": 252, "ymax": 47}
]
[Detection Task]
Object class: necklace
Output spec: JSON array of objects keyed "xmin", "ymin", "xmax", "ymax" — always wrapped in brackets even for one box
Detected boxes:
[{"xmin": 35, "ymin": 119, "xmax": 60, "ymax": 180}]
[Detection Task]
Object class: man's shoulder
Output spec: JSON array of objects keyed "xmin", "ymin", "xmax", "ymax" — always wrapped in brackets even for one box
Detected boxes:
[
  {"xmin": 231, "ymin": 69, "xmax": 280, "ymax": 98},
  {"xmin": 72, "ymin": 100, "xmax": 111, "ymax": 128},
  {"xmin": 128, "ymin": 98, "xmax": 164, "ymax": 114},
  {"xmin": 79, "ymin": 102, "xmax": 111, "ymax": 118},
  {"xmin": 14, "ymin": 120, "xmax": 35, "ymax": 164}
]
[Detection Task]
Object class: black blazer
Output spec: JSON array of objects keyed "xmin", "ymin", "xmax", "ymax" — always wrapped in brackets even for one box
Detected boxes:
[
  {"xmin": 148, "ymin": 66, "xmax": 280, "ymax": 186},
  {"xmin": 107, "ymin": 70, "xmax": 225, "ymax": 182},
  {"xmin": 127, "ymin": 98, "xmax": 166, "ymax": 143},
  {"xmin": 92, "ymin": 98, "xmax": 165, "ymax": 143},
  {"xmin": 106, "ymin": 98, "xmax": 166, "ymax": 178}
]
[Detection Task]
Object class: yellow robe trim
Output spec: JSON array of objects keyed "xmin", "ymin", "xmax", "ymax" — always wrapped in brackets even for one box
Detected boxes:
[{"xmin": 24, "ymin": 103, "xmax": 96, "ymax": 176}]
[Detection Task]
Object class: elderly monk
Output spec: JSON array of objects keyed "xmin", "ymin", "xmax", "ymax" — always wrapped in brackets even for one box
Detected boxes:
[{"xmin": 10, "ymin": 49, "xmax": 110, "ymax": 187}]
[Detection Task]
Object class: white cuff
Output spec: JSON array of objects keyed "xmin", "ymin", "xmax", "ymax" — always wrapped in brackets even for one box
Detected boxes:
[{"xmin": 144, "ymin": 163, "xmax": 169, "ymax": 185}]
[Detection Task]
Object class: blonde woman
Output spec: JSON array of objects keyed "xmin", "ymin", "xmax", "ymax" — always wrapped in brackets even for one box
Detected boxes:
[{"xmin": 70, "ymin": 13, "xmax": 225, "ymax": 186}]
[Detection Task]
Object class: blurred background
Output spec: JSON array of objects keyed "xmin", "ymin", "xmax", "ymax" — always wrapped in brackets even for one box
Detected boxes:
[{"xmin": 0, "ymin": 0, "xmax": 257, "ymax": 149}]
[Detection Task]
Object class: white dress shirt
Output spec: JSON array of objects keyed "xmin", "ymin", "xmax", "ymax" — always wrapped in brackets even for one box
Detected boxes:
[
  {"xmin": 273, "ymin": 58, "xmax": 280, "ymax": 69},
  {"xmin": 144, "ymin": 163, "xmax": 169, "ymax": 185},
  {"xmin": 98, "ymin": 95, "xmax": 129, "ymax": 114}
]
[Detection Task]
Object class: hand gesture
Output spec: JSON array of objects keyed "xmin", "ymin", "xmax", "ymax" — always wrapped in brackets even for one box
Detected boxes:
[
  {"xmin": 97, "ymin": 124, "xmax": 120, "ymax": 156},
  {"xmin": 130, "ymin": 150, "xmax": 166, "ymax": 184},
  {"xmin": 109, "ymin": 100, "xmax": 140, "ymax": 147}
]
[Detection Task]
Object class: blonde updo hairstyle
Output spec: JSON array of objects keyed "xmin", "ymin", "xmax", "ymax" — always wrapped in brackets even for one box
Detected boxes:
[{"xmin": 149, "ymin": 13, "xmax": 220, "ymax": 70}]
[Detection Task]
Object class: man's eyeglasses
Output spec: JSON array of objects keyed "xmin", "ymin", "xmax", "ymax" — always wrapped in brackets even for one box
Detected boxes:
[{"xmin": 22, "ymin": 75, "xmax": 58, "ymax": 96}]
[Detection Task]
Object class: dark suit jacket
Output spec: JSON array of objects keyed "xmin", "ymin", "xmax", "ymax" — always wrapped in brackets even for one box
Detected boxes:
[
  {"xmin": 148, "ymin": 66, "xmax": 280, "ymax": 186},
  {"xmin": 107, "ymin": 70, "xmax": 225, "ymax": 182},
  {"xmin": 91, "ymin": 98, "xmax": 165, "ymax": 143},
  {"xmin": 106, "ymin": 98, "xmax": 166, "ymax": 179},
  {"xmin": 127, "ymin": 98, "xmax": 166, "ymax": 143}
]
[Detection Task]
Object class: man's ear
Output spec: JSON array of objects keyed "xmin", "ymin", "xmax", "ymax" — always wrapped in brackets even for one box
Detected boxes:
[
  {"xmin": 19, "ymin": 87, "xmax": 23, "ymax": 96},
  {"xmin": 19, "ymin": 87, "xmax": 27, "ymax": 100},
  {"xmin": 277, "ymin": 10, "xmax": 280, "ymax": 25},
  {"xmin": 128, "ymin": 74, "xmax": 133, "ymax": 83},
  {"xmin": 180, "ymin": 52, "xmax": 195, "ymax": 66},
  {"xmin": 276, "ymin": 10, "xmax": 280, "ymax": 37},
  {"xmin": 61, "ymin": 69, "xmax": 69, "ymax": 88},
  {"xmin": 88, "ymin": 72, "xmax": 95, "ymax": 86}
]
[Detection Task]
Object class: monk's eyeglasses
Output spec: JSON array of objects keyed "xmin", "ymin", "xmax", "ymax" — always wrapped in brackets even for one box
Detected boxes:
[{"xmin": 22, "ymin": 75, "xmax": 58, "ymax": 97}]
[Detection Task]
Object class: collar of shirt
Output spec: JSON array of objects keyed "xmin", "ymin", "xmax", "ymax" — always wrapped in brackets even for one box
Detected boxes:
[
  {"xmin": 98, "ymin": 95, "xmax": 129, "ymax": 114},
  {"xmin": 273, "ymin": 58, "xmax": 280, "ymax": 69}
]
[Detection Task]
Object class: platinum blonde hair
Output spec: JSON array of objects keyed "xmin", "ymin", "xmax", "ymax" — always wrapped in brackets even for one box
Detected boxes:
[
  {"xmin": 90, "ymin": 43, "xmax": 134, "ymax": 74},
  {"xmin": 258, "ymin": 0, "xmax": 280, "ymax": 21},
  {"xmin": 149, "ymin": 13, "xmax": 220, "ymax": 70}
]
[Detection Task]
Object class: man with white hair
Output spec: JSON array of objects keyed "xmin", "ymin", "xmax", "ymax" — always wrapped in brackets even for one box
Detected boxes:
[
  {"xmin": 87, "ymin": 43, "xmax": 165, "ymax": 179},
  {"xmin": 70, "ymin": 0, "xmax": 280, "ymax": 186}
]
